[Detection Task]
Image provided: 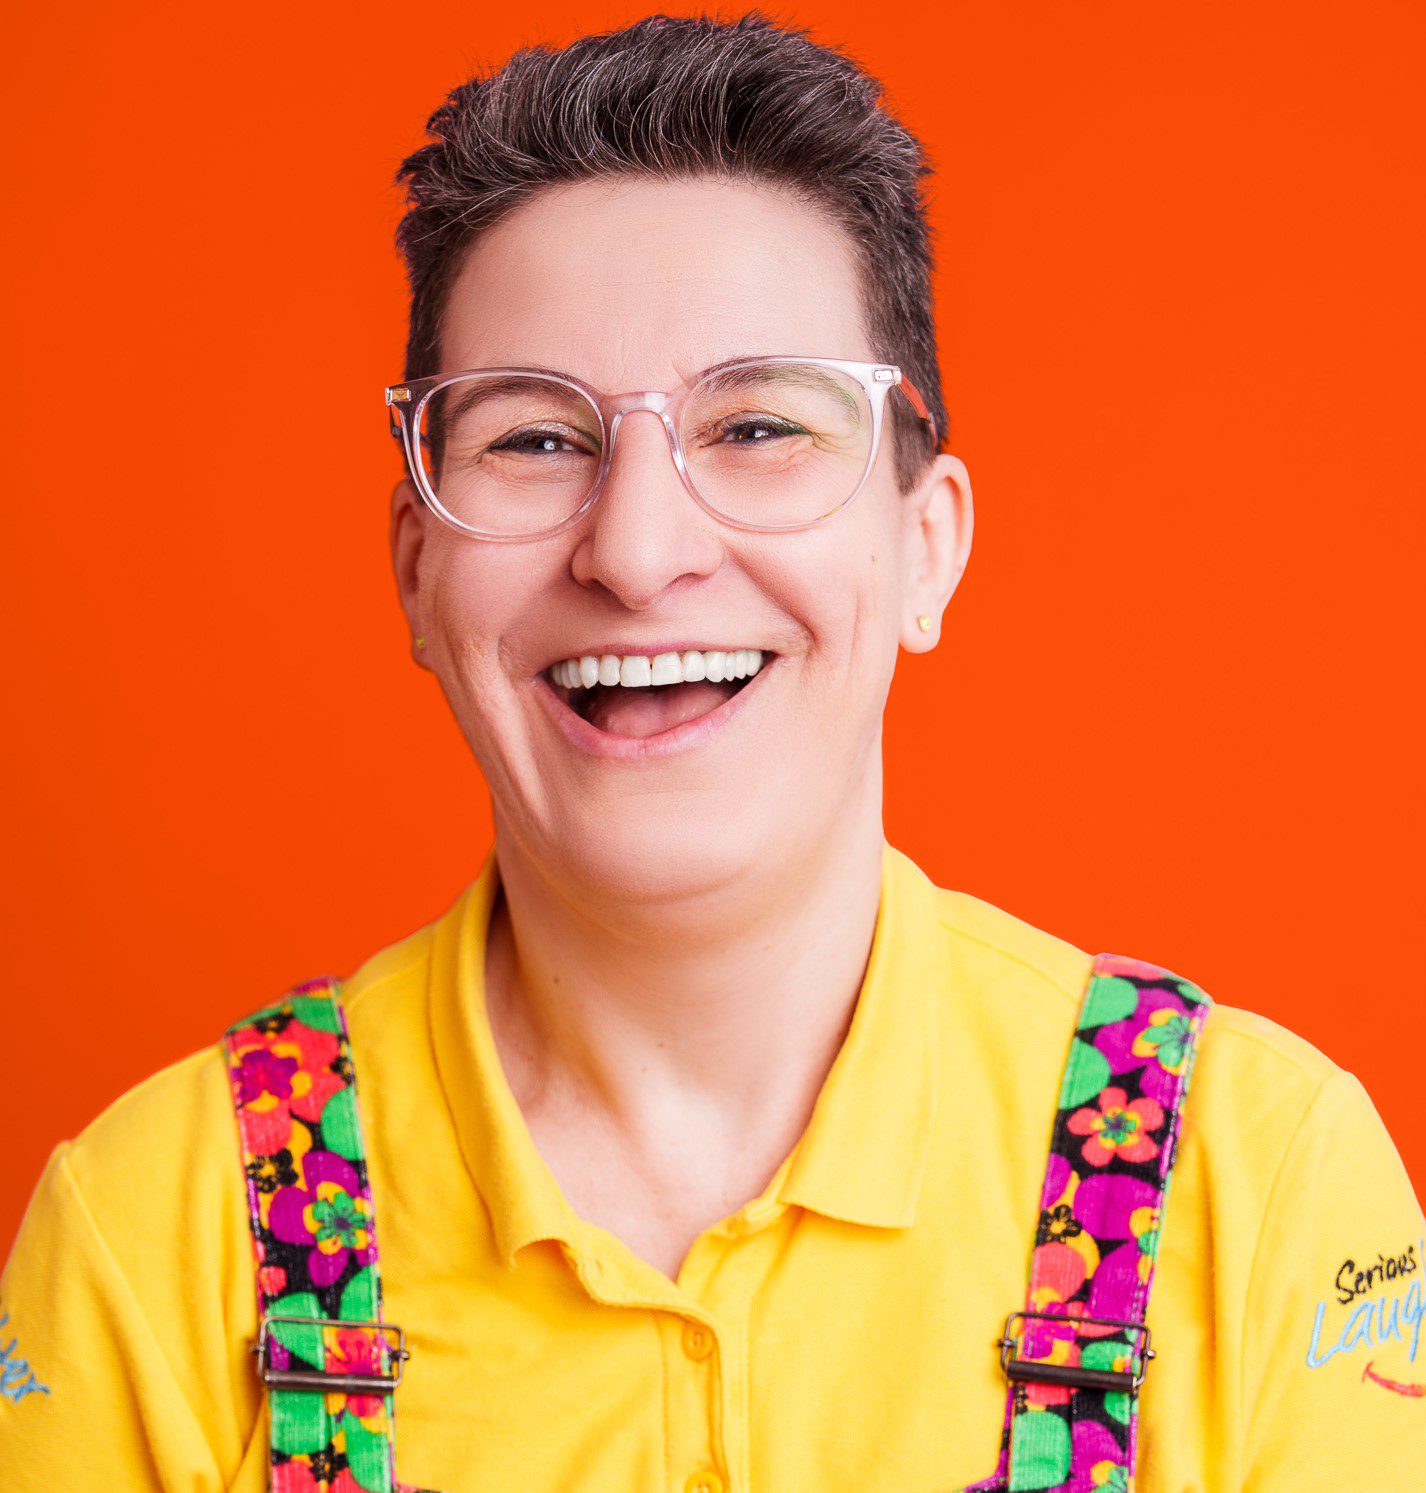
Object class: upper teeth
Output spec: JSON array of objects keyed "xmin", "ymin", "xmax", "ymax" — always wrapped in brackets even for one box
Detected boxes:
[{"xmin": 549, "ymin": 650, "xmax": 766, "ymax": 689}]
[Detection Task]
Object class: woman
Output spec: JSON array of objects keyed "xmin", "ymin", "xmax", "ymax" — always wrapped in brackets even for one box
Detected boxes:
[{"xmin": 3, "ymin": 13, "xmax": 1421, "ymax": 1492}]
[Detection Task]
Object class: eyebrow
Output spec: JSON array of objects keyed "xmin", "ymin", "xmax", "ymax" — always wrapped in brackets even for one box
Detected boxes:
[
  {"xmin": 437, "ymin": 374, "xmax": 581, "ymax": 431},
  {"xmin": 438, "ymin": 356, "xmax": 806, "ymax": 384},
  {"xmin": 693, "ymin": 362, "xmax": 865, "ymax": 422},
  {"xmin": 429, "ymin": 359, "xmax": 866, "ymax": 424}
]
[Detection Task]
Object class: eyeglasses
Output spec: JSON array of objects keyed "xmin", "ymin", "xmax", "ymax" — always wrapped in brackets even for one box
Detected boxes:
[{"xmin": 384, "ymin": 355, "xmax": 937, "ymax": 542}]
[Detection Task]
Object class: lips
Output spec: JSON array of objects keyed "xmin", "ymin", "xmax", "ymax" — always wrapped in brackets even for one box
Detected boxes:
[
  {"xmin": 533, "ymin": 654, "xmax": 774, "ymax": 760},
  {"xmin": 566, "ymin": 674, "xmax": 747, "ymax": 737}
]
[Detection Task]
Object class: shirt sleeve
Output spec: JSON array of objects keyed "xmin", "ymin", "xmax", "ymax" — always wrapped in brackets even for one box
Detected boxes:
[
  {"xmin": 0, "ymin": 1142, "xmax": 222, "ymax": 1492},
  {"xmin": 1241, "ymin": 1069, "xmax": 1426, "ymax": 1490}
]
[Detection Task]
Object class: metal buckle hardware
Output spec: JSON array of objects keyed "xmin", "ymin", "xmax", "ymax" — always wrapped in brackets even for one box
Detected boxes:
[
  {"xmin": 997, "ymin": 1310, "xmax": 1154, "ymax": 1394},
  {"xmin": 252, "ymin": 1315, "xmax": 411, "ymax": 1395}
]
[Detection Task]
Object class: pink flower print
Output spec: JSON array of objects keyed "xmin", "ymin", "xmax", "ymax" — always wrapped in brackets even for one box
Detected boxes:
[
  {"xmin": 228, "ymin": 1020, "xmax": 344, "ymax": 1146},
  {"xmin": 257, "ymin": 1264, "xmax": 288, "ymax": 1296},
  {"xmin": 321, "ymin": 1326, "xmax": 391, "ymax": 1426},
  {"xmin": 1067, "ymin": 1087, "xmax": 1164, "ymax": 1167},
  {"xmin": 269, "ymin": 1151, "xmax": 374, "ymax": 1288},
  {"xmin": 272, "ymin": 1455, "xmax": 363, "ymax": 1493},
  {"xmin": 1020, "ymin": 1242, "xmax": 1099, "ymax": 1406},
  {"xmin": 1016, "ymin": 1267, "xmax": 1126, "ymax": 1406},
  {"xmin": 1027, "ymin": 1242, "xmax": 1087, "ymax": 1330}
]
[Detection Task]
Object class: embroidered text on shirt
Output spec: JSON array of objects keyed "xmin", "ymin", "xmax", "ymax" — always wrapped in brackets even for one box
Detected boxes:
[
  {"xmin": 1335, "ymin": 1243, "xmax": 1419, "ymax": 1305},
  {"xmin": 1306, "ymin": 1238, "xmax": 1426, "ymax": 1375},
  {"xmin": 0, "ymin": 1313, "xmax": 52, "ymax": 1405}
]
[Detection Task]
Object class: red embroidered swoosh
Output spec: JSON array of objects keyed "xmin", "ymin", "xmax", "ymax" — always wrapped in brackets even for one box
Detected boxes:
[{"xmin": 1362, "ymin": 1360, "xmax": 1426, "ymax": 1398}]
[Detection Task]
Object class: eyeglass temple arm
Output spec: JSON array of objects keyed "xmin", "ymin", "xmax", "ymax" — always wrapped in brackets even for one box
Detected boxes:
[{"xmin": 894, "ymin": 374, "xmax": 938, "ymax": 445}]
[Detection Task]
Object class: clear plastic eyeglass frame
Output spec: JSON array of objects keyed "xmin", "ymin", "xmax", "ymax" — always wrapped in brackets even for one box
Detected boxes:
[{"xmin": 383, "ymin": 355, "xmax": 938, "ymax": 542}]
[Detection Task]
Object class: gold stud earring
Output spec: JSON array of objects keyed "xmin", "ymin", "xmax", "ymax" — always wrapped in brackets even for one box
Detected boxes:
[
  {"xmin": 916, "ymin": 615, "xmax": 933, "ymax": 633},
  {"xmin": 415, "ymin": 635, "xmax": 427, "ymax": 650}
]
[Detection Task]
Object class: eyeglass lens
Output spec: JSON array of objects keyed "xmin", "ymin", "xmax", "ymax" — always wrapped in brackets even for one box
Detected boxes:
[{"xmin": 413, "ymin": 362, "xmax": 874, "ymax": 536}]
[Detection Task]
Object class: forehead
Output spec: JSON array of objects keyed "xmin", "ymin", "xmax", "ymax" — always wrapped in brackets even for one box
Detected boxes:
[{"xmin": 437, "ymin": 176, "xmax": 874, "ymax": 388}]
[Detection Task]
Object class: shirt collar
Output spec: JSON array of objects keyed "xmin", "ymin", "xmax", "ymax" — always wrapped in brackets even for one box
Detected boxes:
[
  {"xmin": 776, "ymin": 841, "xmax": 940, "ymax": 1229},
  {"xmin": 426, "ymin": 840, "xmax": 940, "ymax": 1268},
  {"xmin": 428, "ymin": 847, "xmax": 581, "ymax": 1268}
]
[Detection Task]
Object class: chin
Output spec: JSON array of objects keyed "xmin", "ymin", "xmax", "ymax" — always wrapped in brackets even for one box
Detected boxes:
[{"xmin": 544, "ymin": 802, "xmax": 783, "ymax": 908}]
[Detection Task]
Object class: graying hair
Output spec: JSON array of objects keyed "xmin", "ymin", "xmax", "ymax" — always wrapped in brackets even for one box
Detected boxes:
[{"xmin": 395, "ymin": 11, "xmax": 945, "ymax": 492}]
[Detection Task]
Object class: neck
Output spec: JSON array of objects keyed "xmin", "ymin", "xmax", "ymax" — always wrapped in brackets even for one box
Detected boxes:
[{"xmin": 483, "ymin": 799, "xmax": 887, "ymax": 1155}]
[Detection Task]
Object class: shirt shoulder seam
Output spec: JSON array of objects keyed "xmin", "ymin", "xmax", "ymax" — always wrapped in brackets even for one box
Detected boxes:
[
  {"xmin": 937, "ymin": 913, "xmax": 1086, "ymax": 1007},
  {"xmin": 47, "ymin": 1143, "xmax": 222, "ymax": 1476},
  {"xmin": 1236, "ymin": 1066, "xmax": 1346, "ymax": 1445},
  {"xmin": 341, "ymin": 942, "xmax": 432, "ymax": 1018},
  {"xmin": 64, "ymin": 943, "xmax": 434, "ymax": 1147},
  {"xmin": 1198, "ymin": 1006, "xmax": 1342, "ymax": 1085}
]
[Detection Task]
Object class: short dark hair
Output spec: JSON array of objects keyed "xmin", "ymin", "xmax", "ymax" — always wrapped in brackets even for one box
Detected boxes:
[{"xmin": 394, "ymin": 11, "xmax": 944, "ymax": 492}]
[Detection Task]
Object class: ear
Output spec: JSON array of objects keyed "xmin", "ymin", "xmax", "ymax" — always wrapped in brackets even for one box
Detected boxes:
[
  {"xmin": 389, "ymin": 477, "xmax": 431, "ymax": 669},
  {"xmin": 899, "ymin": 453, "xmax": 974, "ymax": 653}
]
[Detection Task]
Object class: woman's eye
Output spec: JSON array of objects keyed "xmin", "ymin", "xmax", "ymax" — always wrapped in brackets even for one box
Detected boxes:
[
  {"xmin": 489, "ymin": 427, "xmax": 593, "ymax": 456},
  {"xmin": 716, "ymin": 417, "xmax": 807, "ymax": 444}
]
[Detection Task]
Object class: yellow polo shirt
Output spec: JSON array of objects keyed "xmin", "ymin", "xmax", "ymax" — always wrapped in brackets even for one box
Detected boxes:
[{"xmin": 3, "ymin": 843, "xmax": 1422, "ymax": 1490}]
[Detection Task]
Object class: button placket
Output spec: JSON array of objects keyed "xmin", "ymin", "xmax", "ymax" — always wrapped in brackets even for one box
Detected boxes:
[{"xmin": 663, "ymin": 1310, "xmax": 725, "ymax": 1493}]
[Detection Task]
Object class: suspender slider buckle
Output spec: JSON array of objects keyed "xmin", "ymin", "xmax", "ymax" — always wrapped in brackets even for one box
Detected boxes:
[
  {"xmin": 253, "ymin": 1315, "xmax": 411, "ymax": 1394},
  {"xmin": 998, "ymin": 1310, "xmax": 1154, "ymax": 1394}
]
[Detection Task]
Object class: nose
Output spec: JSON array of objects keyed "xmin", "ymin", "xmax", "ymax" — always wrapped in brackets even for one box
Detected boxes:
[{"xmin": 569, "ymin": 406, "xmax": 723, "ymax": 609}]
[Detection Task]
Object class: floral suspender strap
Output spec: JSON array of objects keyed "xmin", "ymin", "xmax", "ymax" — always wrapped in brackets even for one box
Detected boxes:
[
  {"xmin": 222, "ymin": 977, "xmax": 429, "ymax": 1493},
  {"xmin": 966, "ymin": 952, "xmax": 1213, "ymax": 1493}
]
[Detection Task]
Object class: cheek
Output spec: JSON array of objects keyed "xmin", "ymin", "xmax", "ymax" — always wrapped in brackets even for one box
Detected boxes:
[
  {"xmin": 793, "ymin": 515, "xmax": 904, "ymax": 662},
  {"xmin": 424, "ymin": 542, "xmax": 533, "ymax": 660},
  {"xmin": 420, "ymin": 560, "xmax": 527, "ymax": 739}
]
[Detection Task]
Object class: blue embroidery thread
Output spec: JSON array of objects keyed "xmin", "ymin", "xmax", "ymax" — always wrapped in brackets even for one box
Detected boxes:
[
  {"xmin": 0, "ymin": 1314, "xmax": 51, "ymax": 1405},
  {"xmin": 1305, "ymin": 1239, "xmax": 1426, "ymax": 1371}
]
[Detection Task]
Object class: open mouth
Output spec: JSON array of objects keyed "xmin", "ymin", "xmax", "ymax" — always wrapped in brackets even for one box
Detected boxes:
[{"xmin": 542, "ymin": 650, "xmax": 771, "ymax": 740}]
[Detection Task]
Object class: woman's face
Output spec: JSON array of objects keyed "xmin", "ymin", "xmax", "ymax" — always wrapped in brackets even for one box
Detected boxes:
[{"xmin": 391, "ymin": 176, "xmax": 971, "ymax": 903}]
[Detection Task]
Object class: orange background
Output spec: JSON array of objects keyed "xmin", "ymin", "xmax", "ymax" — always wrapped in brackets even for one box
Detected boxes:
[{"xmin": 4, "ymin": 1, "xmax": 1422, "ymax": 1252}]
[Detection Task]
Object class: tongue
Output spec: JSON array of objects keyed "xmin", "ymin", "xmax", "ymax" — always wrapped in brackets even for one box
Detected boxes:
[{"xmin": 584, "ymin": 680, "xmax": 740, "ymax": 738}]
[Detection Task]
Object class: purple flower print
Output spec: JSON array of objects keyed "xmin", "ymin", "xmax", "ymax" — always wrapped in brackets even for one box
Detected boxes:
[
  {"xmin": 269, "ymin": 1150, "xmax": 374, "ymax": 1288},
  {"xmin": 1070, "ymin": 1173, "xmax": 1162, "ymax": 1320},
  {"xmin": 1041, "ymin": 1152, "xmax": 1073, "ymax": 1211},
  {"xmin": 235, "ymin": 1048, "xmax": 299, "ymax": 1105},
  {"xmin": 1070, "ymin": 1419, "xmax": 1128, "ymax": 1491},
  {"xmin": 1093, "ymin": 984, "xmax": 1198, "ymax": 1105},
  {"xmin": 1073, "ymin": 1174, "xmax": 1159, "ymax": 1241}
]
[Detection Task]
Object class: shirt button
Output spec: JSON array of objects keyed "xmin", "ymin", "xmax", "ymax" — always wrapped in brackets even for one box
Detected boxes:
[
  {"xmin": 681, "ymin": 1321, "xmax": 715, "ymax": 1360},
  {"xmin": 684, "ymin": 1473, "xmax": 725, "ymax": 1493}
]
